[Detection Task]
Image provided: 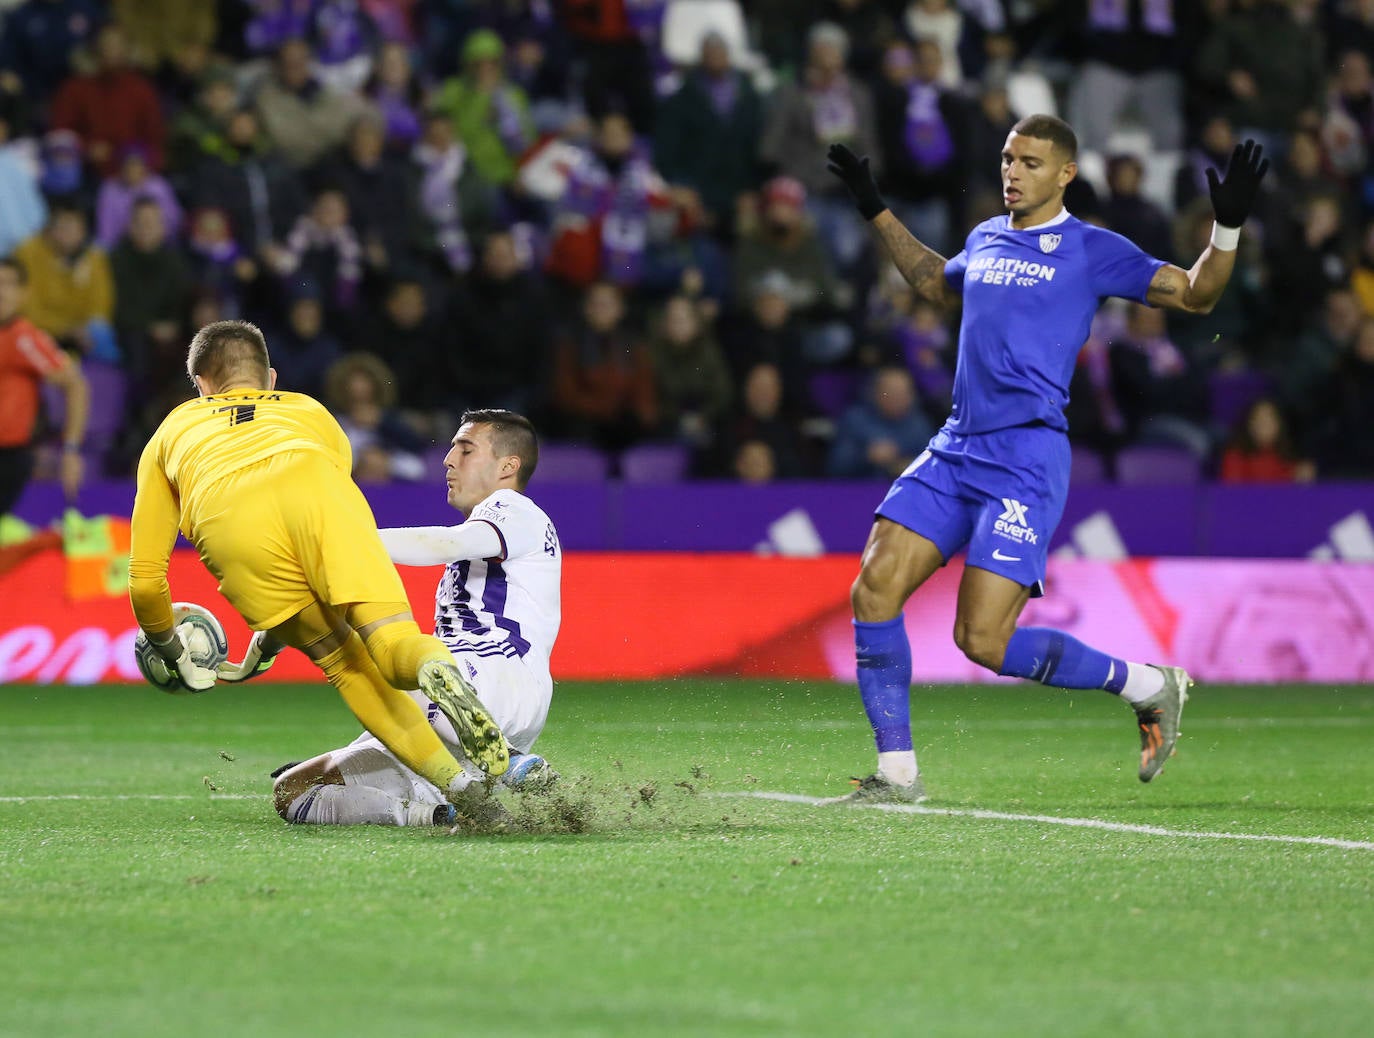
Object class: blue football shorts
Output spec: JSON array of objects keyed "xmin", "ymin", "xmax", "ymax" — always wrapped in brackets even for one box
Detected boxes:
[{"xmin": 875, "ymin": 423, "xmax": 1071, "ymax": 597}]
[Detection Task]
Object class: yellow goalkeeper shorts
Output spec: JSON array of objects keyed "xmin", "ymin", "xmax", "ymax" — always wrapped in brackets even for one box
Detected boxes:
[{"xmin": 188, "ymin": 449, "xmax": 410, "ymax": 630}]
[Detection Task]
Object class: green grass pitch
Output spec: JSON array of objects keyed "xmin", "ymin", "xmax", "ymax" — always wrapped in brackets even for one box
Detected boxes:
[{"xmin": 2, "ymin": 680, "xmax": 1372, "ymax": 1038}]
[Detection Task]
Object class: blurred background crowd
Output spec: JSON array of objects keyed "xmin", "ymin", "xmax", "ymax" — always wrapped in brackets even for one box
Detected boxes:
[{"xmin": 2, "ymin": 0, "xmax": 1373, "ymax": 491}]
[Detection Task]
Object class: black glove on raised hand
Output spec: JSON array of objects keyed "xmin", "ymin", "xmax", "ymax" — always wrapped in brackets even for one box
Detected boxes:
[
  {"xmin": 1206, "ymin": 139, "xmax": 1269, "ymax": 228},
  {"xmin": 826, "ymin": 143, "xmax": 887, "ymax": 221}
]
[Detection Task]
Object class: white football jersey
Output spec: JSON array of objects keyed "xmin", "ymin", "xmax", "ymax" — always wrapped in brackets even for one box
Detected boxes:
[{"xmin": 432, "ymin": 489, "xmax": 562, "ymax": 690}]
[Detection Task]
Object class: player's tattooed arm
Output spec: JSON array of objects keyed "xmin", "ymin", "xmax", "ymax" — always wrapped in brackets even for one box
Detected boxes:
[
  {"xmin": 871, "ymin": 211, "xmax": 959, "ymax": 309},
  {"xmin": 1146, "ymin": 246, "xmax": 1236, "ymax": 315}
]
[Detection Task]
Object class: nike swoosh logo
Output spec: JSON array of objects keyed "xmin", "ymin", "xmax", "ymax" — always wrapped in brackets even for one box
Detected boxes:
[{"xmin": 991, "ymin": 549, "xmax": 1021, "ymax": 562}]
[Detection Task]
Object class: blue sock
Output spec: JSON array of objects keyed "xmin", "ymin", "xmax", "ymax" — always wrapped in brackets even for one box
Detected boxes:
[
  {"xmin": 998, "ymin": 626, "xmax": 1127, "ymax": 692},
  {"xmin": 853, "ymin": 617, "xmax": 913, "ymax": 752}
]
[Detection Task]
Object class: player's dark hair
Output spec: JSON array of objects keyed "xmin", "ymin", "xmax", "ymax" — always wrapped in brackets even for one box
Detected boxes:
[
  {"xmin": 187, "ymin": 320, "xmax": 271, "ymax": 389},
  {"xmin": 1011, "ymin": 114, "xmax": 1078, "ymax": 160},
  {"xmin": 461, "ymin": 409, "xmax": 539, "ymax": 489},
  {"xmin": 0, "ymin": 256, "xmax": 27, "ymax": 284}
]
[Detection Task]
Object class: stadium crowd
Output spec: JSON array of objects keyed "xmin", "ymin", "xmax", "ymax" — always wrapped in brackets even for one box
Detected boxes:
[{"xmin": 2, "ymin": 0, "xmax": 1373, "ymax": 492}]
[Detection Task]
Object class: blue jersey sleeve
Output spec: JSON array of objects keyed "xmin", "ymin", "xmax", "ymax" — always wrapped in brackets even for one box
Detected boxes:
[
  {"xmin": 944, "ymin": 249, "xmax": 968, "ymax": 292},
  {"xmin": 1084, "ymin": 226, "xmax": 1166, "ymax": 303}
]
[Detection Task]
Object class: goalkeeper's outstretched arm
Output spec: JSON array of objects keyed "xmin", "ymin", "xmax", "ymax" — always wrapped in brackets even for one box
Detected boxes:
[{"xmin": 128, "ymin": 442, "xmax": 180, "ymax": 640}]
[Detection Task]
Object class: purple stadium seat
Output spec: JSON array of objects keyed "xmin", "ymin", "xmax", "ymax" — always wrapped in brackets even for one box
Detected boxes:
[
  {"xmin": 421, "ymin": 443, "xmax": 450, "ymax": 477},
  {"xmin": 82, "ymin": 361, "xmax": 128, "ymax": 440},
  {"xmin": 808, "ymin": 369, "xmax": 862, "ymax": 417},
  {"xmin": 620, "ymin": 443, "xmax": 691, "ymax": 483},
  {"xmin": 1114, "ymin": 445, "xmax": 1202, "ymax": 484},
  {"xmin": 536, "ymin": 443, "xmax": 611, "ymax": 482},
  {"xmin": 1209, "ymin": 369, "xmax": 1271, "ymax": 432},
  {"xmin": 1070, "ymin": 447, "xmax": 1108, "ymax": 483}
]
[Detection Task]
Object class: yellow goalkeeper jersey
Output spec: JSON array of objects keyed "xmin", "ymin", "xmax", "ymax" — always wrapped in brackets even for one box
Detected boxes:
[{"xmin": 130, "ymin": 389, "xmax": 383, "ymax": 634}]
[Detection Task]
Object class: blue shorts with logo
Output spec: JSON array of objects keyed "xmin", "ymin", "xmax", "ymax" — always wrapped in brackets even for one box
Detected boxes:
[{"xmin": 875, "ymin": 423, "xmax": 1070, "ymax": 597}]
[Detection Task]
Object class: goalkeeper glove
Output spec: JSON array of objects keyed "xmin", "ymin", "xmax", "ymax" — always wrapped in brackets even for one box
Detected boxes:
[
  {"xmin": 149, "ymin": 630, "xmax": 218, "ymax": 693},
  {"xmin": 216, "ymin": 630, "xmax": 283, "ymax": 683}
]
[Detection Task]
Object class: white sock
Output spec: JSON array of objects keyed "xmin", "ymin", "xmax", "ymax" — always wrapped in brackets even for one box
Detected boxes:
[
  {"xmin": 1118, "ymin": 662, "xmax": 1165, "ymax": 705},
  {"xmin": 877, "ymin": 750, "xmax": 919, "ymax": 786},
  {"xmin": 286, "ymin": 784, "xmax": 410, "ymax": 826}
]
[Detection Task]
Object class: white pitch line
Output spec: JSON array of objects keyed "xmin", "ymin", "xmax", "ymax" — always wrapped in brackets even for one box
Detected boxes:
[
  {"xmin": 0, "ymin": 793, "xmax": 264, "ymax": 803},
  {"xmin": 721, "ymin": 791, "xmax": 1374, "ymax": 852},
  {"xmin": 593, "ymin": 716, "xmax": 1372, "ymax": 734}
]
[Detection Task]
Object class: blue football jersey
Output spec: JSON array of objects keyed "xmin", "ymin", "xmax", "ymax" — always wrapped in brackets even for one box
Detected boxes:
[{"xmin": 942, "ymin": 211, "xmax": 1165, "ymax": 434}]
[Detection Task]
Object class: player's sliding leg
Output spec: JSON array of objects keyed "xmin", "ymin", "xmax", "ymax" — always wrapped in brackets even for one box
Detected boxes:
[
  {"xmin": 272, "ymin": 753, "xmax": 456, "ymax": 827},
  {"xmin": 955, "ymin": 566, "xmax": 1192, "ymax": 783},
  {"xmin": 345, "ymin": 602, "xmax": 509, "ymax": 777},
  {"xmin": 821, "ymin": 520, "xmax": 945, "ymax": 805},
  {"xmin": 270, "ymin": 601, "xmax": 474, "ymax": 795}
]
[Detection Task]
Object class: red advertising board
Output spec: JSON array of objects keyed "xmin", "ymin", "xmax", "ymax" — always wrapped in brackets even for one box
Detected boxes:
[{"xmin": 2, "ymin": 549, "xmax": 1372, "ymax": 684}]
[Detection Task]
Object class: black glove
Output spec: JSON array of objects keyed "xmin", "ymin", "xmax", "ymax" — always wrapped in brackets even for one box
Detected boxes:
[
  {"xmin": 826, "ymin": 143, "xmax": 887, "ymax": 221},
  {"xmin": 1206, "ymin": 139, "xmax": 1269, "ymax": 228}
]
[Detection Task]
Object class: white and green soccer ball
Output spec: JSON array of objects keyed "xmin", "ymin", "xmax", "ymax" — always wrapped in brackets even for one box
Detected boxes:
[{"xmin": 134, "ymin": 602, "xmax": 230, "ymax": 693}]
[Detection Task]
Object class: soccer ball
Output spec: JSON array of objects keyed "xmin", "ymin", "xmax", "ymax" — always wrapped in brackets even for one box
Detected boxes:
[{"xmin": 134, "ymin": 602, "xmax": 230, "ymax": 693}]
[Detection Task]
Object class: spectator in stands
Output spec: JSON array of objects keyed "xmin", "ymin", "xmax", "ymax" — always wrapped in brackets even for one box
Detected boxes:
[
  {"xmin": 1195, "ymin": 0, "xmax": 1326, "ymax": 156},
  {"xmin": 431, "ymin": 29, "xmax": 533, "ymax": 189},
  {"xmin": 720, "ymin": 269, "xmax": 813, "ymax": 408},
  {"xmin": 820, "ymin": 0, "xmax": 899, "ymax": 81},
  {"xmin": 1066, "ymin": 0, "xmax": 1188, "ymax": 154},
  {"xmin": 716, "ymin": 362, "xmax": 811, "ymax": 479},
  {"xmin": 303, "ymin": 0, "xmax": 380, "ymax": 93},
  {"xmin": 1264, "ymin": 128, "xmax": 1344, "ymax": 234},
  {"xmin": 557, "ymin": 0, "xmax": 656, "ymax": 134},
  {"xmin": 873, "ymin": 39, "xmax": 965, "ymax": 257},
  {"xmin": 733, "ymin": 439, "xmax": 778, "ymax": 484},
  {"xmin": 0, "ymin": 0, "xmax": 103, "ymax": 109},
  {"xmin": 444, "ymin": 229, "xmax": 550, "ymax": 417},
  {"xmin": 1283, "ymin": 287, "xmax": 1362, "ymax": 436},
  {"xmin": 552, "ymin": 280, "xmax": 658, "ymax": 449},
  {"xmin": 733, "ymin": 177, "xmax": 852, "ymax": 363},
  {"xmin": 355, "ymin": 276, "xmax": 442, "ymax": 417},
  {"xmin": 267, "ymin": 185, "xmax": 363, "ymax": 323},
  {"xmin": 545, "ymin": 112, "xmax": 673, "ymax": 290},
  {"xmin": 270, "ymin": 284, "xmax": 342, "ymax": 400},
  {"xmin": 113, "ymin": 0, "xmax": 216, "ymax": 73},
  {"xmin": 901, "ymin": 0, "xmax": 963, "ymax": 88},
  {"xmin": 1109, "ymin": 302, "xmax": 1211, "ymax": 459},
  {"xmin": 962, "ymin": 81, "xmax": 1017, "ymax": 223},
  {"xmin": 653, "ymin": 31, "xmax": 764, "ymax": 238},
  {"xmin": 1175, "ymin": 113, "xmax": 1237, "ymax": 212},
  {"xmin": 13, "ymin": 201, "xmax": 117, "ymax": 362},
  {"xmin": 313, "ymin": 111, "xmax": 423, "ymax": 274},
  {"xmin": 1327, "ymin": 49, "xmax": 1374, "ymax": 182},
  {"xmin": 411, "ymin": 110, "xmax": 496, "ymax": 275},
  {"xmin": 648, "ymin": 294, "xmax": 733, "ymax": 451},
  {"xmin": 364, "ymin": 40, "xmax": 423, "ymax": 154},
  {"xmin": 95, "ymin": 145, "xmax": 183, "ymax": 249},
  {"xmin": 0, "ymin": 114, "xmax": 46, "ymax": 258},
  {"xmin": 50, "ymin": 23, "xmax": 165, "ymax": 176},
  {"xmin": 1267, "ymin": 193, "xmax": 1349, "ymax": 336},
  {"xmin": 1102, "ymin": 153, "xmax": 1174, "ymax": 263},
  {"xmin": 167, "ymin": 63, "xmax": 240, "ymax": 175},
  {"xmin": 189, "ymin": 107, "xmax": 307, "ymax": 261},
  {"xmin": 827, "ymin": 365, "xmax": 933, "ymax": 479},
  {"xmin": 0, "ymin": 256, "xmax": 88, "ymax": 511},
  {"xmin": 185, "ymin": 206, "xmax": 256, "ymax": 317},
  {"xmin": 1220, "ymin": 396, "xmax": 1315, "ymax": 482},
  {"xmin": 1314, "ymin": 313, "xmax": 1374, "ymax": 477},
  {"xmin": 760, "ymin": 21, "xmax": 879, "ymax": 273},
  {"xmin": 110, "ymin": 197, "xmax": 191, "ymax": 391},
  {"xmin": 324, "ymin": 351, "xmax": 427, "ymax": 482},
  {"xmin": 254, "ymin": 37, "xmax": 370, "ymax": 171}
]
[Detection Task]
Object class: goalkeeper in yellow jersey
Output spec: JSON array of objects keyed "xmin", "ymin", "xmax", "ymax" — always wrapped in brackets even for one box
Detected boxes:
[{"xmin": 128, "ymin": 320, "xmax": 509, "ymax": 803}]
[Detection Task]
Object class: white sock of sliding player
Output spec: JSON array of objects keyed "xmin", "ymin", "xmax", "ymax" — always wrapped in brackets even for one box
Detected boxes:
[{"xmin": 286, "ymin": 784, "xmax": 417, "ymax": 826}]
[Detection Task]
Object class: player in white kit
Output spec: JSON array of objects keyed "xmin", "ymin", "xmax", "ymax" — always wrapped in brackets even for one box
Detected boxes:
[{"xmin": 270, "ymin": 410, "xmax": 563, "ymax": 828}]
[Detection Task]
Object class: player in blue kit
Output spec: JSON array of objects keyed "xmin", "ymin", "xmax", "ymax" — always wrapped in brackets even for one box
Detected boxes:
[{"xmin": 824, "ymin": 115, "xmax": 1268, "ymax": 802}]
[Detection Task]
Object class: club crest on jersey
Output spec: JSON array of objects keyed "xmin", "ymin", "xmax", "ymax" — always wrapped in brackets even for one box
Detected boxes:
[{"xmin": 1039, "ymin": 233, "xmax": 1062, "ymax": 254}]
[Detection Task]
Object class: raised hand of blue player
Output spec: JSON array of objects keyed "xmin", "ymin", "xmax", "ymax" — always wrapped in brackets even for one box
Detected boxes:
[
  {"xmin": 826, "ymin": 143, "xmax": 887, "ymax": 222},
  {"xmin": 1206, "ymin": 139, "xmax": 1269, "ymax": 229}
]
